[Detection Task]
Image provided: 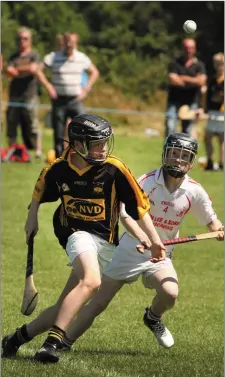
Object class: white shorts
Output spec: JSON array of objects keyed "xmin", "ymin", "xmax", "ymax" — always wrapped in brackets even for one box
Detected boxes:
[
  {"xmin": 104, "ymin": 232, "xmax": 177, "ymax": 287},
  {"xmin": 66, "ymin": 231, "xmax": 116, "ymax": 274},
  {"xmin": 206, "ymin": 111, "xmax": 224, "ymax": 134}
]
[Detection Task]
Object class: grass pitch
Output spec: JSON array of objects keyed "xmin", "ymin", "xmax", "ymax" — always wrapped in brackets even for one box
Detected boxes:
[{"xmin": 1, "ymin": 130, "xmax": 224, "ymax": 377}]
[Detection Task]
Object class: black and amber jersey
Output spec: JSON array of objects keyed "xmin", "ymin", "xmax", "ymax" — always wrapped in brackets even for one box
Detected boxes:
[
  {"xmin": 33, "ymin": 148, "xmax": 150, "ymax": 248},
  {"xmin": 206, "ymin": 75, "xmax": 224, "ymax": 112}
]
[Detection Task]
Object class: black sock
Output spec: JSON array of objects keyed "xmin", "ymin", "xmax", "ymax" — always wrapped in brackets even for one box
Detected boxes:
[
  {"xmin": 10, "ymin": 324, "xmax": 33, "ymax": 346},
  {"xmin": 206, "ymin": 159, "xmax": 213, "ymax": 168},
  {"xmin": 62, "ymin": 334, "xmax": 74, "ymax": 348},
  {"xmin": 44, "ymin": 325, "xmax": 66, "ymax": 348},
  {"xmin": 147, "ymin": 307, "xmax": 161, "ymax": 322}
]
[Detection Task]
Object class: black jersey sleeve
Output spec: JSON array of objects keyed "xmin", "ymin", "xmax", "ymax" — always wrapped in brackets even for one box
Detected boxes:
[
  {"xmin": 106, "ymin": 156, "xmax": 150, "ymax": 220},
  {"xmin": 32, "ymin": 164, "xmax": 60, "ymax": 203}
]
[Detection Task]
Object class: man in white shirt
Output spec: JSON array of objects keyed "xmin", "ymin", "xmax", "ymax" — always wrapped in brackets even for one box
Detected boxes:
[
  {"xmin": 59, "ymin": 132, "xmax": 224, "ymax": 352},
  {"xmin": 36, "ymin": 33, "xmax": 99, "ymax": 157}
]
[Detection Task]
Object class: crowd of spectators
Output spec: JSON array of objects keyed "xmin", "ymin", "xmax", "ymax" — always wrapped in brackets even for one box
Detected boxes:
[{"xmin": 2, "ymin": 28, "xmax": 224, "ymax": 170}]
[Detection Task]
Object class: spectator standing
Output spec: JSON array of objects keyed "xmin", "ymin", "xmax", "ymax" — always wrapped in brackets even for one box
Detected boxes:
[
  {"xmin": 5, "ymin": 27, "xmax": 42, "ymax": 158},
  {"xmin": 43, "ymin": 34, "xmax": 65, "ymax": 131},
  {"xmin": 204, "ymin": 53, "xmax": 224, "ymax": 171},
  {"xmin": 55, "ymin": 33, "xmax": 64, "ymax": 51},
  {"xmin": 36, "ymin": 32, "xmax": 99, "ymax": 158},
  {"xmin": 165, "ymin": 39, "xmax": 207, "ymax": 137}
]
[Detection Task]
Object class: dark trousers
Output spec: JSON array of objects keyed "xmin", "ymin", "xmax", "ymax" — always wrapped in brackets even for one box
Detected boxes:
[
  {"xmin": 6, "ymin": 97, "xmax": 39, "ymax": 150},
  {"xmin": 165, "ymin": 101, "xmax": 198, "ymax": 138},
  {"xmin": 52, "ymin": 96, "xmax": 85, "ymax": 158}
]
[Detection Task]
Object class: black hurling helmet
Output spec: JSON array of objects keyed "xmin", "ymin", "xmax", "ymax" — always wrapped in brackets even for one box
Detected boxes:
[
  {"xmin": 68, "ymin": 114, "xmax": 114, "ymax": 165},
  {"xmin": 162, "ymin": 133, "xmax": 198, "ymax": 178}
]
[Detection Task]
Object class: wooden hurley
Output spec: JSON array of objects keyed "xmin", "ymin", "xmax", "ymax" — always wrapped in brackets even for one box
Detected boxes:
[
  {"xmin": 137, "ymin": 231, "xmax": 223, "ymax": 254},
  {"xmin": 21, "ymin": 235, "xmax": 38, "ymax": 316}
]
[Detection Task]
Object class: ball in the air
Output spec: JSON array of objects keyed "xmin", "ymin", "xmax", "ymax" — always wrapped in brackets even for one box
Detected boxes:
[{"xmin": 183, "ymin": 20, "xmax": 197, "ymax": 34}]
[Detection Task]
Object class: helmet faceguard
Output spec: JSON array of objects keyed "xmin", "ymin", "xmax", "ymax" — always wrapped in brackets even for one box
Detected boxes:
[
  {"xmin": 162, "ymin": 133, "xmax": 198, "ymax": 178},
  {"xmin": 68, "ymin": 114, "xmax": 114, "ymax": 165}
]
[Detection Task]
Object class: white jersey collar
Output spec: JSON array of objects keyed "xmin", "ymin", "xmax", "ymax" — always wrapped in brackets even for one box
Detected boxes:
[{"xmin": 156, "ymin": 167, "xmax": 190, "ymax": 190}]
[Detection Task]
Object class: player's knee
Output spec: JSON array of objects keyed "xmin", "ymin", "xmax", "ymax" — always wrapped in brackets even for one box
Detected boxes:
[
  {"xmin": 81, "ymin": 277, "xmax": 101, "ymax": 294},
  {"xmin": 161, "ymin": 286, "xmax": 178, "ymax": 306}
]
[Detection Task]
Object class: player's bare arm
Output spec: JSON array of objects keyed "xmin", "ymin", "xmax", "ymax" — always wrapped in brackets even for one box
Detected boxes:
[
  {"xmin": 85, "ymin": 64, "xmax": 99, "ymax": 91},
  {"xmin": 120, "ymin": 215, "xmax": 151, "ymax": 249},
  {"xmin": 5, "ymin": 66, "xmax": 19, "ymax": 78},
  {"xmin": 24, "ymin": 199, "xmax": 40, "ymax": 244},
  {"xmin": 207, "ymin": 219, "xmax": 224, "ymax": 240},
  {"xmin": 137, "ymin": 212, "xmax": 166, "ymax": 261},
  {"xmin": 168, "ymin": 73, "xmax": 185, "ymax": 87},
  {"xmin": 180, "ymin": 74, "xmax": 207, "ymax": 87},
  {"xmin": 35, "ymin": 68, "xmax": 57, "ymax": 99},
  {"xmin": 77, "ymin": 64, "xmax": 99, "ymax": 101},
  {"xmin": 16, "ymin": 62, "xmax": 38, "ymax": 74}
]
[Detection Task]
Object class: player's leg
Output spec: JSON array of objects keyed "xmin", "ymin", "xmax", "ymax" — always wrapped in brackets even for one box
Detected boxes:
[
  {"xmin": 61, "ymin": 233, "xmax": 139, "ymax": 351},
  {"xmin": 63, "ymin": 117, "xmax": 71, "ymax": 150},
  {"xmin": 64, "ymin": 98, "xmax": 85, "ymax": 149},
  {"xmin": 20, "ymin": 104, "xmax": 37, "ymax": 151},
  {"xmin": 30, "ymin": 97, "xmax": 42, "ymax": 158},
  {"xmin": 182, "ymin": 118, "xmax": 193, "ymax": 137},
  {"xmin": 218, "ymin": 132, "xmax": 224, "ymax": 169},
  {"xmin": 1, "ymin": 269, "xmax": 79, "ymax": 358},
  {"xmin": 62, "ymin": 275, "xmax": 124, "ymax": 350},
  {"xmin": 34, "ymin": 232, "xmax": 102, "ymax": 362},
  {"xmin": 60, "ymin": 235, "xmax": 117, "ymax": 349},
  {"xmin": 142, "ymin": 259, "xmax": 178, "ymax": 348},
  {"xmin": 182, "ymin": 103, "xmax": 198, "ymax": 137},
  {"xmin": 204, "ymin": 130, "xmax": 214, "ymax": 170},
  {"xmin": 52, "ymin": 99, "xmax": 66, "ymax": 158},
  {"xmin": 6, "ymin": 106, "xmax": 19, "ymax": 146},
  {"xmin": 165, "ymin": 102, "xmax": 178, "ymax": 138}
]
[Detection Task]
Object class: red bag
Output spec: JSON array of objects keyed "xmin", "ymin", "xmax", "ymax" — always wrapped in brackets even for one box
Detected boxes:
[{"xmin": 1, "ymin": 144, "xmax": 31, "ymax": 162}]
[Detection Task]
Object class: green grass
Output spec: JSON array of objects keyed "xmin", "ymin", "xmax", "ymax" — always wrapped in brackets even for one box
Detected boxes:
[{"xmin": 1, "ymin": 129, "xmax": 224, "ymax": 377}]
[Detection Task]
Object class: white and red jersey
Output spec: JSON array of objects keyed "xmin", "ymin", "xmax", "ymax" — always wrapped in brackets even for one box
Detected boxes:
[{"xmin": 121, "ymin": 167, "xmax": 217, "ymax": 255}]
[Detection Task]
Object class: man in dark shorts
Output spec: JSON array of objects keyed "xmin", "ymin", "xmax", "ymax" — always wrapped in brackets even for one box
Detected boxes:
[{"xmin": 5, "ymin": 27, "xmax": 42, "ymax": 158}]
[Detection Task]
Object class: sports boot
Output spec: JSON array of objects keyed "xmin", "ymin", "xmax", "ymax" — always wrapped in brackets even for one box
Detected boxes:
[
  {"xmin": 34, "ymin": 343, "xmax": 59, "ymax": 363},
  {"xmin": 143, "ymin": 308, "xmax": 174, "ymax": 348},
  {"xmin": 2, "ymin": 333, "xmax": 20, "ymax": 358}
]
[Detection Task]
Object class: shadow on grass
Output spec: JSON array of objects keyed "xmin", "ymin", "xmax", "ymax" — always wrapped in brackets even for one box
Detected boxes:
[
  {"xmin": 2, "ymin": 355, "xmax": 36, "ymax": 361},
  {"xmin": 71, "ymin": 347, "xmax": 149, "ymax": 357},
  {"xmin": 9, "ymin": 347, "xmax": 149, "ymax": 362}
]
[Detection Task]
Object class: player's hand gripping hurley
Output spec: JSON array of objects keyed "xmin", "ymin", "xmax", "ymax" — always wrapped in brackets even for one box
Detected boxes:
[{"xmin": 137, "ymin": 230, "xmax": 224, "ymax": 254}]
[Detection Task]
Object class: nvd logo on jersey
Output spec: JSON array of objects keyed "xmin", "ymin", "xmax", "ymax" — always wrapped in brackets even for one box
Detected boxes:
[{"xmin": 64, "ymin": 196, "xmax": 106, "ymax": 221}]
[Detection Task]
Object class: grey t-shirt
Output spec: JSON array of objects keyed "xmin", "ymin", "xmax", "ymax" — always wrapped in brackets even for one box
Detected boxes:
[{"xmin": 7, "ymin": 50, "xmax": 40, "ymax": 101}]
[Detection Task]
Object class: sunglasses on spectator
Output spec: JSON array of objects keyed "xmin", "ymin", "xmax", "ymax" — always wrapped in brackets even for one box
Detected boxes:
[{"xmin": 18, "ymin": 36, "xmax": 30, "ymax": 40}]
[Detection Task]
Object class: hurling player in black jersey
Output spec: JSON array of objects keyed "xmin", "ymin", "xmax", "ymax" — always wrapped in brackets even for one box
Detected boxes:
[{"xmin": 2, "ymin": 114, "xmax": 165, "ymax": 363}]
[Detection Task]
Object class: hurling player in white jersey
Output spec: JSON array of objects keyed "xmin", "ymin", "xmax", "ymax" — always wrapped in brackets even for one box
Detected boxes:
[{"xmin": 59, "ymin": 133, "xmax": 224, "ymax": 351}]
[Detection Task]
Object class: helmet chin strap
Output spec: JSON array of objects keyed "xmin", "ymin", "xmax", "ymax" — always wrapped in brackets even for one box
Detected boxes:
[
  {"xmin": 69, "ymin": 142, "xmax": 105, "ymax": 166},
  {"xmin": 163, "ymin": 165, "xmax": 186, "ymax": 178}
]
